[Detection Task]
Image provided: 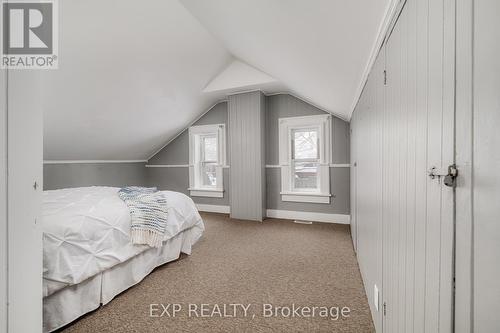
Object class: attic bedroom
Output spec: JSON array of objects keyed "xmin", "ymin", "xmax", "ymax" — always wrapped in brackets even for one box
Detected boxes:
[{"xmin": 1, "ymin": 0, "xmax": 499, "ymax": 332}]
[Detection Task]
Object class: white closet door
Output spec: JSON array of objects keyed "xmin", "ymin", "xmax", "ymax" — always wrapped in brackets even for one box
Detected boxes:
[
  {"xmin": 382, "ymin": 0, "xmax": 455, "ymax": 332},
  {"xmin": 7, "ymin": 70, "xmax": 44, "ymax": 332}
]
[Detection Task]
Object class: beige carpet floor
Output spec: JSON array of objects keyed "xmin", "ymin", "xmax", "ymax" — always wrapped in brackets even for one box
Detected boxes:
[{"xmin": 61, "ymin": 213, "xmax": 374, "ymax": 333}]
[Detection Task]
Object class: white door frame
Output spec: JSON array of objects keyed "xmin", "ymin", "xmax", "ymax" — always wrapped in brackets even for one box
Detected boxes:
[
  {"xmin": 6, "ymin": 70, "xmax": 44, "ymax": 333},
  {"xmin": 454, "ymin": 0, "xmax": 474, "ymax": 332},
  {"xmin": 350, "ymin": 125, "xmax": 357, "ymax": 251},
  {"xmin": 0, "ymin": 65, "xmax": 8, "ymax": 333}
]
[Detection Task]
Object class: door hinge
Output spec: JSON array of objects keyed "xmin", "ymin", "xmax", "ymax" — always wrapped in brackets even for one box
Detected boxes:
[
  {"xmin": 383, "ymin": 301, "xmax": 387, "ymax": 316},
  {"xmin": 383, "ymin": 70, "xmax": 387, "ymax": 86}
]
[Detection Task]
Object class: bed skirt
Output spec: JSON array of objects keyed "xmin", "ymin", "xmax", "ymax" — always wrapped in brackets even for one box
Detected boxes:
[{"xmin": 43, "ymin": 226, "xmax": 201, "ymax": 332}]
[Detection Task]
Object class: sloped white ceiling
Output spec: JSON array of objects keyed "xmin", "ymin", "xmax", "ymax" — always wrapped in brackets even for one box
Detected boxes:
[
  {"xmin": 203, "ymin": 59, "xmax": 282, "ymax": 93},
  {"xmin": 181, "ymin": 0, "xmax": 393, "ymax": 120},
  {"xmin": 42, "ymin": 0, "xmax": 232, "ymax": 160},
  {"xmin": 42, "ymin": 0, "xmax": 392, "ymax": 160}
]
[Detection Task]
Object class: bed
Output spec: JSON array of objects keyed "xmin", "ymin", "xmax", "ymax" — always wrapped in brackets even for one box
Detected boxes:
[{"xmin": 41, "ymin": 186, "xmax": 204, "ymax": 332}]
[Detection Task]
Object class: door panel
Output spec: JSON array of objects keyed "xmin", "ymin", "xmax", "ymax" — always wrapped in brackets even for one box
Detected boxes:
[
  {"xmin": 7, "ymin": 71, "xmax": 44, "ymax": 333},
  {"xmin": 350, "ymin": 0, "xmax": 455, "ymax": 331},
  {"xmin": 381, "ymin": 0, "xmax": 455, "ymax": 332},
  {"xmin": 354, "ymin": 50, "xmax": 385, "ymax": 332}
]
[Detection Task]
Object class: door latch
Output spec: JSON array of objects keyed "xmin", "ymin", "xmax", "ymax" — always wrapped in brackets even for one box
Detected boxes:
[
  {"xmin": 443, "ymin": 164, "xmax": 458, "ymax": 187},
  {"xmin": 428, "ymin": 165, "xmax": 458, "ymax": 187}
]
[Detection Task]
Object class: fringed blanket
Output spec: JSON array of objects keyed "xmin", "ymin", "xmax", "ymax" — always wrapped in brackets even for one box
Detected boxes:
[{"xmin": 118, "ymin": 186, "xmax": 168, "ymax": 248}]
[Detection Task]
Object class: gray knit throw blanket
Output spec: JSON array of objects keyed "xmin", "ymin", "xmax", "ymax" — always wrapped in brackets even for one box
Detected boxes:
[{"xmin": 118, "ymin": 186, "xmax": 168, "ymax": 248}]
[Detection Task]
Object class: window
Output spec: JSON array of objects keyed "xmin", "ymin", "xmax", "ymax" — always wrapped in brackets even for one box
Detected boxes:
[
  {"xmin": 188, "ymin": 124, "xmax": 226, "ymax": 198},
  {"xmin": 292, "ymin": 128, "xmax": 319, "ymax": 191},
  {"xmin": 200, "ymin": 134, "xmax": 217, "ymax": 187},
  {"xmin": 279, "ymin": 115, "xmax": 331, "ymax": 203}
]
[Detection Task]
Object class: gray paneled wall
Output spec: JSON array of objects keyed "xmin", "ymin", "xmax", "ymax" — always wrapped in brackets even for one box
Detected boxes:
[
  {"xmin": 146, "ymin": 167, "xmax": 230, "ymax": 205},
  {"xmin": 266, "ymin": 168, "xmax": 350, "ymax": 214},
  {"xmin": 265, "ymin": 94, "xmax": 350, "ymax": 214},
  {"xmin": 147, "ymin": 101, "xmax": 229, "ymax": 206},
  {"xmin": 43, "ymin": 162, "xmax": 147, "ymax": 190},
  {"xmin": 228, "ymin": 91, "xmax": 266, "ymax": 221},
  {"xmin": 146, "ymin": 94, "xmax": 351, "ymax": 217}
]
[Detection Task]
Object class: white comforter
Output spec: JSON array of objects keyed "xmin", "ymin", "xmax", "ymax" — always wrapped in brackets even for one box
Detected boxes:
[{"xmin": 42, "ymin": 187, "xmax": 204, "ymax": 297}]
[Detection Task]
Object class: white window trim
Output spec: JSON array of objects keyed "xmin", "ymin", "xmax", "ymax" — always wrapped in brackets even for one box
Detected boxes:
[
  {"xmin": 188, "ymin": 124, "xmax": 226, "ymax": 197},
  {"xmin": 278, "ymin": 114, "xmax": 332, "ymax": 204}
]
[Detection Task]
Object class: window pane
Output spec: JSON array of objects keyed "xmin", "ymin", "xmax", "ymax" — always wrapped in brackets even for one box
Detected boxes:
[
  {"xmin": 293, "ymin": 162, "xmax": 318, "ymax": 189},
  {"xmin": 293, "ymin": 129, "xmax": 318, "ymax": 159},
  {"xmin": 203, "ymin": 136, "xmax": 217, "ymax": 161},
  {"xmin": 201, "ymin": 162, "xmax": 217, "ymax": 186}
]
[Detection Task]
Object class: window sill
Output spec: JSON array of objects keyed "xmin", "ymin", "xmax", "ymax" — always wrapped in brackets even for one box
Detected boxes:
[
  {"xmin": 188, "ymin": 188, "xmax": 224, "ymax": 198},
  {"xmin": 280, "ymin": 192, "xmax": 331, "ymax": 204}
]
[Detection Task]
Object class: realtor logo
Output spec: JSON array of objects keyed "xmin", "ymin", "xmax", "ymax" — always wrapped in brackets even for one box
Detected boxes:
[{"xmin": 1, "ymin": 0, "xmax": 58, "ymax": 69}]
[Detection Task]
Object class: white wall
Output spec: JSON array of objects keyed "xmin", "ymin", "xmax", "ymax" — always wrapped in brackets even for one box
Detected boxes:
[
  {"xmin": 455, "ymin": 1, "xmax": 500, "ymax": 331},
  {"xmin": 472, "ymin": 0, "xmax": 500, "ymax": 330}
]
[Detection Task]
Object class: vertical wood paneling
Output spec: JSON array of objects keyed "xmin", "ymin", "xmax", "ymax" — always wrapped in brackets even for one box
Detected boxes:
[
  {"xmin": 425, "ymin": 0, "xmax": 447, "ymax": 330},
  {"xmin": 439, "ymin": 0, "xmax": 456, "ymax": 331},
  {"xmin": 7, "ymin": 71, "xmax": 44, "ymax": 332},
  {"xmin": 228, "ymin": 92, "xmax": 265, "ymax": 221},
  {"xmin": 454, "ymin": 0, "xmax": 473, "ymax": 331},
  {"xmin": 413, "ymin": 0, "xmax": 430, "ymax": 330},
  {"xmin": 351, "ymin": 0, "xmax": 455, "ymax": 332},
  {"xmin": 352, "ymin": 46, "xmax": 385, "ymax": 332},
  {"xmin": 404, "ymin": 0, "xmax": 417, "ymax": 331},
  {"xmin": 0, "ymin": 59, "xmax": 7, "ymax": 333}
]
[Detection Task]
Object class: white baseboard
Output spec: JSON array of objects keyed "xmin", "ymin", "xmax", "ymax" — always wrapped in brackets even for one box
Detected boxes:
[
  {"xmin": 196, "ymin": 204, "xmax": 230, "ymax": 214},
  {"xmin": 196, "ymin": 206, "xmax": 350, "ymax": 224},
  {"xmin": 266, "ymin": 209, "xmax": 350, "ymax": 224}
]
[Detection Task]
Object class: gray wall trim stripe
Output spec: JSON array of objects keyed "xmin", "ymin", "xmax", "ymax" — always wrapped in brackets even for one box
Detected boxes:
[
  {"xmin": 266, "ymin": 164, "xmax": 350, "ymax": 168},
  {"xmin": 145, "ymin": 164, "xmax": 231, "ymax": 168},
  {"xmin": 145, "ymin": 164, "xmax": 350, "ymax": 168},
  {"xmin": 44, "ymin": 160, "xmax": 147, "ymax": 164},
  {"xmin": 145, "ymin": 164, "xmax": 189, "ymax": 168}
]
